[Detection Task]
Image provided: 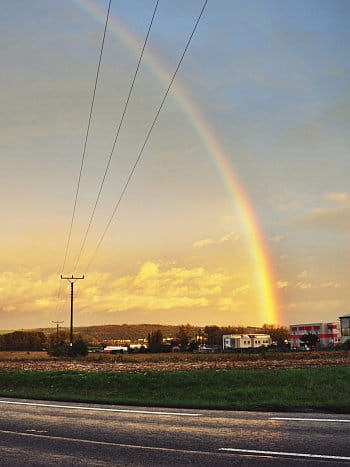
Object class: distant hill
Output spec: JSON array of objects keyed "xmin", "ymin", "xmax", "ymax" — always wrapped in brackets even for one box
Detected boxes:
[
  {"xmin": 0, "ymin": 323, "xmax": 269, "ymax": 344},
  {"xmin": 66, "ymin": 324, "xmax": 191, "ymax": 341},
  {"xmin": 12, "ymin": 324, "xmax": 200, "ymax": 342}
]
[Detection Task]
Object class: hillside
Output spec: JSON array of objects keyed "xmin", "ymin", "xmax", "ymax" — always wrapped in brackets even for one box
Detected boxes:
[
  {"xmin": 0, "ymin": 323, "xmax": 271, "ymax": 344},
  {"xmin": 19, "ymin": 324, "xmax": 198, "ymax": 342}
]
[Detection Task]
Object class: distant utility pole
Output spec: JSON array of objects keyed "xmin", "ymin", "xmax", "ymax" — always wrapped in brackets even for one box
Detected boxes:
[
  {"xmin": 60, "ymin": 275, "xmax": 84, "ymax": 347},
  {"xmin": 52, "ymin": 320, "xmax": 64, "ymax": 343}
]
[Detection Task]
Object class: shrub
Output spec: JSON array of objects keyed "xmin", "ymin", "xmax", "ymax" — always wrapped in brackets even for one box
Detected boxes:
[
  {"xmin": 337, "ymin": 339, "xmax": 350, "ymax": 351},
  {"xmin": 72, "ymin": 338, "xmax": 88, "ymax": 357},
  {"xmin": 47, "ymin": 338, "xmax": 88, "ymax": 357},
  {"xmin": 48, "ymin": 343, "xmax": 70, "ymax": 357}
]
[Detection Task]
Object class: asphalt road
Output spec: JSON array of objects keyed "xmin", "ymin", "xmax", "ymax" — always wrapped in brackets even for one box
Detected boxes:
[{"xmin": 0, "ymin": 398, "xmax": 349, "ymax": 466}]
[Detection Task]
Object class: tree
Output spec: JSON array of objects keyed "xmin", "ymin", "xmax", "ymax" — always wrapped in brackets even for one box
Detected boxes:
[
  {"xmin": 47, "ymin": 333, "xmax": 88, "ymax": 357},
  {"xmin": 262, "ymin": 324, "xmax": 289, "ymax": 347},
  {"xmin": 47, "ymin": 330, "xmax": 69, "ymax": 348},
  {"xmin": 148, "ymin": 330, "xmax": 163, "ymax": 353},
  {"xmin": 0, "ymin": 331, "xmax": 46, "ymax": 351},
  {"xmin": 338, "ymin": 339, "xmax": 350, "ymax": 350},
  {"xmin": 71, "ymin": 338, "xmax": 88, "ymax": 356},
  {"xmin": 175, "ymin": 324, "xmax": 193, "ymax": 350},
  {"xmin": 204, "ymin": 326, "xmax": 222, "ymax": 346},
  {"xmin": 300, "ymin": 333, "xmax": 320, "ymax": 349}
]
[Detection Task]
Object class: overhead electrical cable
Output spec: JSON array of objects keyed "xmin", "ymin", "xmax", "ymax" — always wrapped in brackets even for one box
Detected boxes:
[
  {"xmin": 60, "ymin": 0, "xmax": 112, "ymax": 275},
  {"xmin": 82, "ymin": 0, "xmax": 208, "ymax": 274},
  {"xmin": 73, "ymin": 0, "xmax": 160, "ymax": 274},
  {"xmin": 55, "ymin": 0, "xmax": 111, "ymax": 317}
]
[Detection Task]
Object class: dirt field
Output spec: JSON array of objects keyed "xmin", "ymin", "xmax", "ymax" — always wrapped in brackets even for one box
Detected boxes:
[{"xmin": 0, "ymin": 351, "xmax": 348, "ymax": 372}]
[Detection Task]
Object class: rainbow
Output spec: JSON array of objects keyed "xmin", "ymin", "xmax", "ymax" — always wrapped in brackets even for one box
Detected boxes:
[{"xmin": 73, "ymin": 0, "xmax": 279, "ymax": 324}]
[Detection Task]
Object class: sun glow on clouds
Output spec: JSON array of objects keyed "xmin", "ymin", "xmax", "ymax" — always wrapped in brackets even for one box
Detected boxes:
[
  {"xmin": 0, "ymin": 263, "xmax": 252, "ymax": 318},
  {"xmin": 192, "ymin": 232, "xmax": 240, "ymax": 249},
  {"xmin": 325, "ymin": 192, "xmax": 348, "ymax": 202}
]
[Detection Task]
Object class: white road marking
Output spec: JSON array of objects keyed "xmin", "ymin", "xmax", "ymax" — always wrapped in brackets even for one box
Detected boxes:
[
  {"xmin": 0, "ymin": 429, "xmax": 224, "ymax": 457},
  {"xmin": 0, "ymin": 400, "xmax": 201, "ymax": 417},
  {"xmin": 219, "ymin": 448, "xmax": 350, "ymax": 461},
  {"xmin": 25, "ymin": 429, "xmax": 48, "ymax": 433},
  {"xmin": 270, "ymin": 417, "xmax": 350, "ymax": 423}
]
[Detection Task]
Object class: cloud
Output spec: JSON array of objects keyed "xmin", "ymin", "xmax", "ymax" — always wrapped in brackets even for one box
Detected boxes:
[
  {"xmin": 320, "ymin": 282, "xmax": 341, "ymax": 288},
  {"xmin": 325, "ymin": 192, "xmax": 348, "ymax": 202},
  {"xmin": 219, "ymin": 232, "xmax": 241, "ymax": 243},
  {"xmin": 0, "ymin": 263, "xmax": 252, "ymax": 319},
  {"xmin": 268, "ymin": 195, "xmax": 301, "ymax": 212},
  {"xmin": 192, "ymin": 238, "xmax": 214, "ymax": 248},
  {"xmin": 294, "ymin": 207, "xmax": 350, "ymax": 231},
  {"xmin": 192, "ymin": 232, "xmax": 240, "ymax": 249},
  {"xmin": 270, "ymin": 234, "xmax": 284, "ymax": 243},
  {"xmin": 298, "ymin": 270, "xmax": 308, "ymax": 278},
  {"xmin": 296, "ymin": 282, "xmax": 312, "ymax": 289}
]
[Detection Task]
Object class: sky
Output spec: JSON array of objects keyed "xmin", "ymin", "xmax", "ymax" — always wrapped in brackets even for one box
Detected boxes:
[{"xmin": 0, "ymin": 0, "xmax": 349, "ymax": 329}]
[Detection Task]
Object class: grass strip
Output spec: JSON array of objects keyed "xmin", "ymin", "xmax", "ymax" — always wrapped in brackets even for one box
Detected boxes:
[{"xmin": 0, "ymin": 367, "xmax": 349, "ymax": 412}]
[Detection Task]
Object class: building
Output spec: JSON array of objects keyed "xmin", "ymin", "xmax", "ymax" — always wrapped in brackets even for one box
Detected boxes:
[
  {"xmin": 289, "ymin": 322, "xmax": 341, "ymax": 349},
  {"xmin": 223, "ymin": 334, "xmax": 271, "ymax": 351},
  {"xmin": 339, "ymin": 314, "xmax": 350, "ymax": 343}
]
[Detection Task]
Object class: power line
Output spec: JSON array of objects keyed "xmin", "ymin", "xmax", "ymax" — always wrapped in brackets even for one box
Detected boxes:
[
  {"xmin": 73, "ymin": 0, "xmax": 159, "ymax": 274},
  {"xmin": 54, "ymin": 0, "xmax": 111, "ymax": 318},
  {"xmin": 83, "ymin": 0, "xmax": 208, "ymax": 274},
  {"xmin": 60, "ymin": 0, "xmax": 112, "ymax": 275}
]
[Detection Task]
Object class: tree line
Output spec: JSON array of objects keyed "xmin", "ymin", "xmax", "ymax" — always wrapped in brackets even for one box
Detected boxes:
[
  {"xmin": 147, "ymin": 323, "xmax": 290, "ymax": 352},
  {"xmin": 0, "ymin": 324, "xmax": 290, "ymax": 352},
  {"xmin": 0, "ymin": 331, "xmax": 46, "ymax": 351}
]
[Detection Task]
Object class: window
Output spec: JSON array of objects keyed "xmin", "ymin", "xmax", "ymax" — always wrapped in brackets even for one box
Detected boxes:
[{"xmin": 341, "ymin": 318, "xmax": 350, "ymax": 336}]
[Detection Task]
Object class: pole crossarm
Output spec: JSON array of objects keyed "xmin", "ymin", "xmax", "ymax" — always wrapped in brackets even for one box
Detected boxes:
[{"xmin": 61, "ymin": 275, "xmax": 84, "ymax": 283}]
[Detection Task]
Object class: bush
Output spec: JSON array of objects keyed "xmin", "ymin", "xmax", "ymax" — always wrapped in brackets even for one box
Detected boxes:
[
  {"xmin": 337, "ymin": 339, "xmax": 350, "ymax": 351},
  {"xmin": 72, "ymin": 339, "xmax": 88, "ymax": 356},
  {"xmin": 47, "ymin": 338, "xmax": 88, "ymax": 357},
  {"xmin": 48, "ymin": 343, "xmax": 70, "ymax": 357}
]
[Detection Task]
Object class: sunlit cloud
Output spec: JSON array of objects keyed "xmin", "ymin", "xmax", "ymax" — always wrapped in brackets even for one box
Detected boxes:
[
  {"xmin": 320, "ymin": 281, "xmax": 341, "ymax": 288},
  {"xmin": 192, "ymin": 238, "xmax": 215, "ymax": 248},
  {"xmin": 277, "ymin": 280, "xmax": 289, "ymax": 289},
  {"xmin": 325, "ymin": 192, "xmax": 348, "ymax": 202},
  {"xmin": 0, "ymin": 263, "xmax": 253, "ymax": 319},
  {"xmin": 294, "ymin": 207, "xmax": 350, "ymax": 231},
  {"xmin": 192, "ymin": 232, "xmax": 240, "ymax": 249},
  {"xmin": 298, "ymin": 270, "xmax": 308, "ymax": 278},
  {"xmin": 296, "ymin": 282, "xmax": 312, "ymax": 289}
]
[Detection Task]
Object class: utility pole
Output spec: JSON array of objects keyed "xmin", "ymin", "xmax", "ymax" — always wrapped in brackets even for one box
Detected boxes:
[
  {"xmin": 60, "ymin": 275, "xmax": 84, "ymax": 348},
  {"xmin": 52, "ymin": 320, "xmax": 64, "ymax": 343}
]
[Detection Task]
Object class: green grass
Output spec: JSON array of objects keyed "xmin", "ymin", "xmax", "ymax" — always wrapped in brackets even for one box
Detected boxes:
[{"xmin": 0, "ymin": 367, "xmax": 349, "ymax": 412}]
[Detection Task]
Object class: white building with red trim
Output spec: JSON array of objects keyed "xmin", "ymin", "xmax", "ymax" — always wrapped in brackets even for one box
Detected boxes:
[{"xmin": 289, "ymin": 322, "xmax": 341, "ymax": 348}]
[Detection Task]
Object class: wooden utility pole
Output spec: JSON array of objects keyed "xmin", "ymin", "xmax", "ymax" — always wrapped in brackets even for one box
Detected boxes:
[
  {"xmin": 60, "ymin": 275, "xmax": 84, "ymax": 347},
  {"xmin": 52, "ymin": 320, "xmax": 64, "ymax": 343}
]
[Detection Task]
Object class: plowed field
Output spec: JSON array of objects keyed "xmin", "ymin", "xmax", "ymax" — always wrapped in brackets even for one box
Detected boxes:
[{"xmin": 0, "ymin": 351, "xmax": 348, "ymax": 372}]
